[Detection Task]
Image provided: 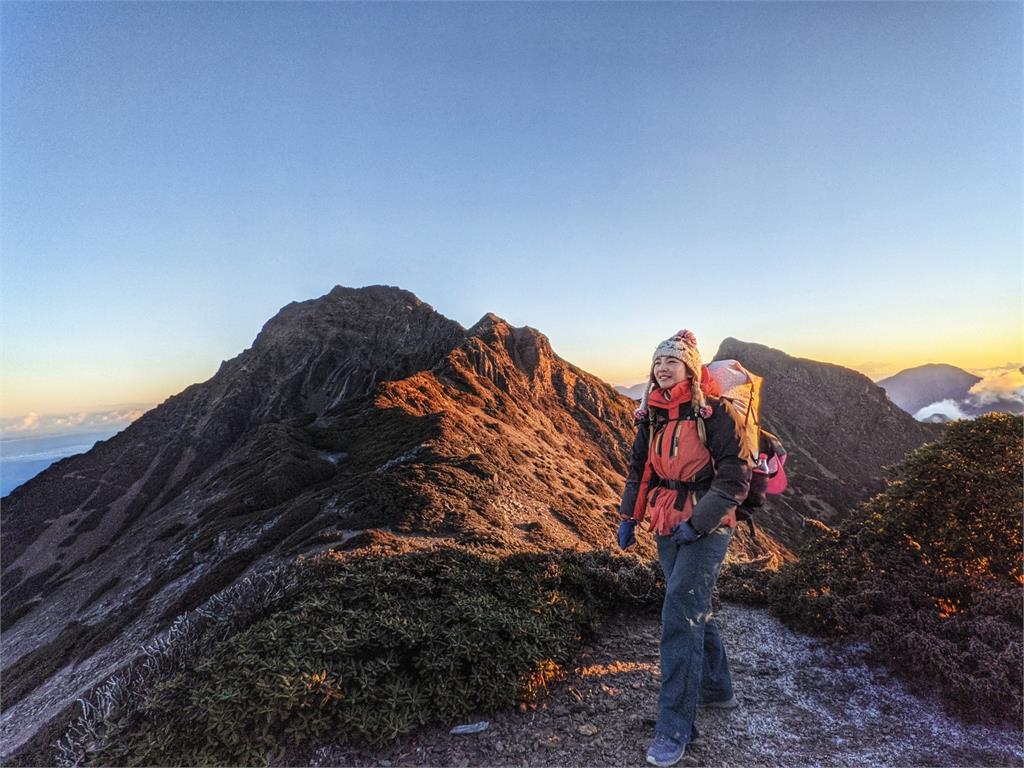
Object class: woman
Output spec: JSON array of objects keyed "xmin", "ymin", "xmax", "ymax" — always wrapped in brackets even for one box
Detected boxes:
[{"xmin": 617, "ymin": 329, "xmax": 751, "ymax": 767}]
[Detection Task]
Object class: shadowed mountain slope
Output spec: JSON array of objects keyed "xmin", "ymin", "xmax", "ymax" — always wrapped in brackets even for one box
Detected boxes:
[
  {"xmin": 1, "ymin": 285, "xmax": 465, "ymax": 572},
  {"xmin": 768, "ymin": 413, "xmax": 1023, "ymax": 725},
  {"xmin": 714, "ymin": 338, "xmax": 944, "ymax": 548}
]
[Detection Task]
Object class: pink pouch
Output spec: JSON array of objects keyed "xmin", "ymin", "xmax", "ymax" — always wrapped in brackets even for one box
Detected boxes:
[{"xmin": 765, "ymin": 453, "xmax": 789, "ymax": 494}]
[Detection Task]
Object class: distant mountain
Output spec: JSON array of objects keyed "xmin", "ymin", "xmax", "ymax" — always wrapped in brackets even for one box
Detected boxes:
[
  {"xmin": 614, "ymin": 382, "xmax": 648, "ymax": 400},
  {"xmin": 877, "ymin": 364, "xmax": 981, "ymax": 416},
  {"xmin": 0, "ymin": 291, "xmax": 942, "ymax": 761}
]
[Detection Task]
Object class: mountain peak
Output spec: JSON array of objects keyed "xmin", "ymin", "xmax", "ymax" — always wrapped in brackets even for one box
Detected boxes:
[
  {"xmin": 254, "ymin": 284, "xmax": 461, "ymax": 352},
  {"xmin": 881, "ymin": 362, "xmax": 977, "ymax": 377},
  {"xmin": 466, "ymin": 312, "xmax": 511, "ymax": 336},
  {"xmin": 877, "ymin": 363, "xmax": 983, "ymax": 416},
  {"xmin": 327, "ymin": 283, "xmax": 422, "ymax": 301},
  {"xmin": 715, "ymin": 337, "xmax": 869, "ymax": 377},
  {"xmin": 463, "ymin": 314, "xmax": 556, "ymax": 382}
]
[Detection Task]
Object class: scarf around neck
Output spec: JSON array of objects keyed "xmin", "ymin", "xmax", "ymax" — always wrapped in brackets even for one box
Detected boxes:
[{"xmin": 649, "ymin": 365, "xmax": 721, "ymax": 410}]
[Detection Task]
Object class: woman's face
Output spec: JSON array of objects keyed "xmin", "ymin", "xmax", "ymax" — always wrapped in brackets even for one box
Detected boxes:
[{"xmin": 652, "ymin": 356, "xmax": 688, "ymax": 389}]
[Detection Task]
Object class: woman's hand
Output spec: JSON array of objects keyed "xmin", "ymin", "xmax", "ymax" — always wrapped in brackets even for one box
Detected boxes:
[{"xmin": 670, "ymin": 520, "xmax": 702, "ymax": 545}]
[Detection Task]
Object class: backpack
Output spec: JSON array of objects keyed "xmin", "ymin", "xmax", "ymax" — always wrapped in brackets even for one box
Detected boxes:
[{"xmin": 699, "ymin": 359, "xmax": 789, "ymax": 536}]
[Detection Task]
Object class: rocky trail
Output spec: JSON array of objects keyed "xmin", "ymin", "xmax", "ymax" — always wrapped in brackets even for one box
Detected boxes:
[{"xmin": 301, "ymin": 602, "xmax": 1022, "ymax": 768}]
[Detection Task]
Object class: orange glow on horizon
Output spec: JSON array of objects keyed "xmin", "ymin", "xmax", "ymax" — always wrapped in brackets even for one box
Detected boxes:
[
  {"xmin": 3, "ymin": 332, "xmax": 1021, "ymax": 420},
  {"xmin": 588, "ymin": 332, "xmax": 1024, "ymax": 387}
]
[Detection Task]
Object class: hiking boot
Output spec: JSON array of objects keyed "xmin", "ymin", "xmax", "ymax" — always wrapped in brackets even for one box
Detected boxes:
[
  {"xmin": 699, "ymin": 694, "xmax": 739, "ymax": 709},
  {"xmin": 646, "ymin": 734, "xmax": 686, "ymax": 766}
]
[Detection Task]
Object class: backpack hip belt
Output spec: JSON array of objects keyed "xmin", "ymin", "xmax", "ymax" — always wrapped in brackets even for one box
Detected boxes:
[{"xmin": 650, "ymin": 477, "xmax": 712, "ymax": 511}]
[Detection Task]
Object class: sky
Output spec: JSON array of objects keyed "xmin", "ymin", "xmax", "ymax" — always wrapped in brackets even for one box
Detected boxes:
[{"xmin": 2, "ymin": 1, "xmax": 1021, "ymax": 427}]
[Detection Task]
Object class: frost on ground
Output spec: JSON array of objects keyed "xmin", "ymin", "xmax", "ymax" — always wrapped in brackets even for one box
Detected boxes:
[{"xmin": 303, "ymin": 602, "xmax": 1023, "ymax": 768}]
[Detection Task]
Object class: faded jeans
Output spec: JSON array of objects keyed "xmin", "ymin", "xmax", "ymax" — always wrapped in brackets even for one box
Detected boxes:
[{"xmin": 654, "ymin": 526, "xmax": 735, "ymax": 743}]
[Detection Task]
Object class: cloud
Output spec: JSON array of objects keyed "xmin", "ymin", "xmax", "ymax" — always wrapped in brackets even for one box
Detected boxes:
[
  {"xmin": 963, "ymin": 363, "xmax": 1024, "ymax": 414},
  {"xmin": 853, "ymin": 361, "xmax": 902, "ymax": 382},
  {"xmin": 20, "ymin": 412, "xmax": 39, "ymax": 430},
  {"xmin": 908, "ymin": 363, "xmax": 1024, "ymax": 421},
  {"xmin": 53, "ymin": 412, "xmax": 89, "ymax": 428},
  {"xmin": 966, "ymin": 364, "xmax": 1024, "ymax": 404},
  {"xmin": 914, "ymin": 399, "xmax": 969, "ymax": 421},
  {"xmin": 0, "ymin": 406, "xmax": 152, "ymax": 437}
]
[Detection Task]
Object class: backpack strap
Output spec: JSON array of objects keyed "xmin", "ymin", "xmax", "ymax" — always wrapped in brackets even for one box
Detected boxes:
[
  {"xmin": 735, "ymin": 504, "xmax": 759, "ymax": 539},
  {"xmin": 701, "ymin": 397, "xmax": 763, "ymax": 538}
]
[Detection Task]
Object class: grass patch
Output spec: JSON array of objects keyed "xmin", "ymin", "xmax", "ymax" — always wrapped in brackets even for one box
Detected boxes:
[{"xmin": 158, "ymin": 550, "xmax": 258, "ymax": 623}]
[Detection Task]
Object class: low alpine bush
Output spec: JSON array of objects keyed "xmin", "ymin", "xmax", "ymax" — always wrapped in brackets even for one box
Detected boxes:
[
  {"xmin": 767, "ymin": 413, "xmax": 1023, "ymax": 724},
  {"xmin": 83, "ymin": 547, "xmax": 662, "ymax": 766}
]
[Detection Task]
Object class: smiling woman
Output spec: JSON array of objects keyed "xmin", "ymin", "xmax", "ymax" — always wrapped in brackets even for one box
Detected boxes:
[{"xmin": 616, "ymin": 329, "xmax": 751, "ymax": 766}]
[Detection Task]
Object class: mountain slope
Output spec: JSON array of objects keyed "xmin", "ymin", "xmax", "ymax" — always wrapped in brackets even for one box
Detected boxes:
[
  {"xmin": 0, "ymin": 289, "xmax": 656, "ymax": 759},
  {"xmin": 714, "ymin": 338, "xmax": 943, "ymax": 547},
  {"xmin": 769, "ymin": 413, "xmax": 1023, "ymax": 725}
]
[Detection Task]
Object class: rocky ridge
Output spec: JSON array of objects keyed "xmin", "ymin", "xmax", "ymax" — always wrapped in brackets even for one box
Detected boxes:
[{"xmin": 1, "ymin": 287, "xmax": 651, "ymax": 758}]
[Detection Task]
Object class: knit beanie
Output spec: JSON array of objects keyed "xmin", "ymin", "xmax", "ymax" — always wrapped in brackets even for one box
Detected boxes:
[{"xmin": 634, "ymin": 329, "xmax": 710, "ymax": 421}]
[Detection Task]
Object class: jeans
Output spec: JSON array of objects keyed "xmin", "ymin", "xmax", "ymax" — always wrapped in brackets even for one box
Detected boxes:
[{"xmin": 654, "ymin": 526, "xmax": 735, "ymax": 743}]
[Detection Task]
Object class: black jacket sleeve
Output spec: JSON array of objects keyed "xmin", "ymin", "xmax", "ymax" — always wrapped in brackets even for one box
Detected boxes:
[
  {"xmin": 617, "ymin": 422, "xmax": 651, "ymax": 520},
  {"xmin": 689, "ymin": 400, "xmax": 753, "ymax": 534}
]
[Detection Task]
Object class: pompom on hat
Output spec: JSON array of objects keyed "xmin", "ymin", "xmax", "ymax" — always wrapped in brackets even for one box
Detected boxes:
[{"xmin": 634, "ymin": 329, "xmax": 711, "ymax": 421}]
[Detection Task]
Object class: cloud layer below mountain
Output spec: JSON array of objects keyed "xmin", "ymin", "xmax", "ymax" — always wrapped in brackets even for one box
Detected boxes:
[
  {"xmin": 913, "ymin": 363, "xmax": 1024, "ymax": 420},
  {"xmin": 0, "ymin": 406, "xmax": 151, "ymax": 437}
]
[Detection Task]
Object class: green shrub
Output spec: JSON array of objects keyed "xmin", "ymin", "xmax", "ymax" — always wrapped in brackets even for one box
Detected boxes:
[
  {"xmin": 85, "ymin": 548, "xmax": 662, "ymax": 766},
  {"xmin": 768, "ymin": 413, "xmax": 1023, "ymax": 724}
]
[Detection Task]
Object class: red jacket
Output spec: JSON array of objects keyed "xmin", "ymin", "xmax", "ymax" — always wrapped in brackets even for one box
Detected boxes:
[{"xmin": 618, "ymin": 374, "xmax": 751, "ymax": 535}]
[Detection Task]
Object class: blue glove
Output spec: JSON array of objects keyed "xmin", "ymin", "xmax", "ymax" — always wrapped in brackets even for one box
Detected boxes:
[
  {"xmin": 670, "ymin": 520, "xmax": 702, "ymax": 545},
  {"xmin": 617, "ymin": 519, "xmax": 637, "ymax": 550}
]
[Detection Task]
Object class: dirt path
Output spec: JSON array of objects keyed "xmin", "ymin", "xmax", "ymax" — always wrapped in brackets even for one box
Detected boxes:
[{"xmin": 303, "ymin": 602, "xmax": 1022, "ymax": 767}]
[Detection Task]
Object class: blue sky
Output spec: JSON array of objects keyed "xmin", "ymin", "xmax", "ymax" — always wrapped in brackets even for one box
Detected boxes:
[{"xmin": 2, "ymin": 1, "xmax": 1021, "ymax": 420}]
